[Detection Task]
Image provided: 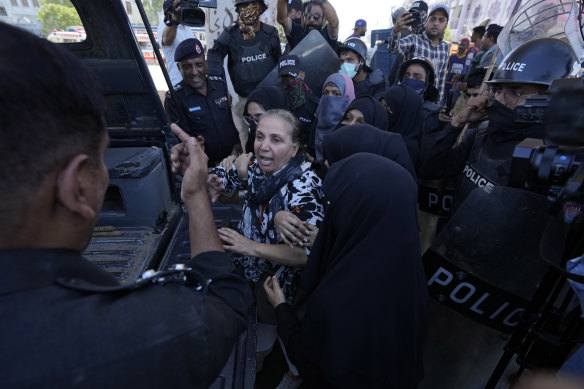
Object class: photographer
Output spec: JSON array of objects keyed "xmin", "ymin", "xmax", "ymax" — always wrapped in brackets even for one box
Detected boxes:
[
  {"xmin": 157, "ymin": 0, "xmax": 194, "ymax": 86},
  {"xmin": 419, "ymin": 38, "xmax": 578, "ymax": 210},
  {"xmin": 388, "ymin": 4, "xmax": 451, "ymax": 105}
]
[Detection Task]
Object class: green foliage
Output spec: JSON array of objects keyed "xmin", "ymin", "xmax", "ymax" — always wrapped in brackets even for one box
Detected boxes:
[
  {"xmin": 143, "ymin": 0, "xmax": 164, "ymax": 25},
  {"xmin": 444, "ymin": 26, "xmax": 451, "ymax": 42},
  {"xmin": 38, "ymin": 1, "xmax": 81, "ymax": 35}
]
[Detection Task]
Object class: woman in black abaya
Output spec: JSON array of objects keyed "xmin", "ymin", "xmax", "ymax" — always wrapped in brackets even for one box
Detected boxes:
[
  {"xmin": 339, "ymin": 95, "xmax": 388, "ymax": 131},
  {"xmin": 381, "ymin": 85, "xmax": 425, "ymax": 171},
  {"xmin": 265, "ymin": 153, "xmax": 428, "ymax": 388},
  {"xmin": 243, "ymin": 86, "xmax": 286, "ymax": 153}
]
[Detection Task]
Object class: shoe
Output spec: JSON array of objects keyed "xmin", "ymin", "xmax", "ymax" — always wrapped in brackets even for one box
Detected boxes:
[{"xmin": 275, "ymin": 372, "xmax": 303, "ymax": 389}]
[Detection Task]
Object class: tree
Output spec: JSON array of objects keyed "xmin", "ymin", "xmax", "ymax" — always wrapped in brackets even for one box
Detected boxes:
[
  {"xmin": 143, "ymin": 0, "xmax": 164, "ymax": 26},
  {"xmin": 38, "ymin": 0, "xmax": 81, "ymax": 35}
]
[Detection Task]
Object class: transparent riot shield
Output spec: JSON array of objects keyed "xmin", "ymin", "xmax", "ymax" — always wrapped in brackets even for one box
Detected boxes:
[
  {"xmin": 256, "ymin": 30, "xmax": 340, "ymax": 97},
  {"xmin": 498, "ymin": 0, "xmax": 574, "ymax": 57},
  {"xmin": 420, "ymin": 186, "xmax": 552, "ymax": 389}
]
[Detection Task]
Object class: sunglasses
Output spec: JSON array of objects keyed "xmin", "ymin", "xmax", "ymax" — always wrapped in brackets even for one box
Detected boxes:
[{"xmin": 304, "ymin": 12, "xmax": 322, "ymax": 21}]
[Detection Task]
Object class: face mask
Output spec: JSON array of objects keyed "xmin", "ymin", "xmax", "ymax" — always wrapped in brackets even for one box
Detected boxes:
[
  {"xmin": 486, "ymin": 99, "xmax": 544, "ymax": 142},
  {"xmin": 401, "ymin": 78, "xmax": 426, "ymax": 95},
  {"xmin": 339, "ymin": 62, "xmax": 358, "ymax": 79},
  {"xmin": 283, "ymin": 78, "xmax": 307, "ymax": 110}
]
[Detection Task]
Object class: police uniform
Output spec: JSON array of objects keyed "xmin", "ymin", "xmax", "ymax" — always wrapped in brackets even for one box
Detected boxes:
[
  {"xmin": 0, "ymin": 249, "xmax": 252, "ymax": 388},
  {"xmin": 164, "ymin": 78, "xmax": 240, "ymax": 165},
  {"xmin": 207, "ymin": 23, "xmax": 281, "ymax": 97},
  {"xmin": 292, "ymin": 90, "xmax": 319, "ymax": 144}
]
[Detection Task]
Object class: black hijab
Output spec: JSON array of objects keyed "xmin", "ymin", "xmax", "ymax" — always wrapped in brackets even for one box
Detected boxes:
[
  {"xmin": 322, "ymin": 123, "xmax": 416, "ymax": 179},
  {"xmin": 244, "ymin": 86, "xmax": 286, "ymax": 152},
  {"xmin": 342, "ymin": 95, "xmax": 388, "ymax": 131},
  {"xmin": 383, "ymin": 85, "xmax": 425, "ymax": 170},
  {"xmin": 299, "ymin": 153, "xmax": 428, "ymax": 388}
]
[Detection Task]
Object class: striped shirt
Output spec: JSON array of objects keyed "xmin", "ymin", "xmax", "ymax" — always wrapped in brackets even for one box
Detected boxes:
[{"xmin": 388, "ymin": 31, "xmax": 451, "ymax": 105}]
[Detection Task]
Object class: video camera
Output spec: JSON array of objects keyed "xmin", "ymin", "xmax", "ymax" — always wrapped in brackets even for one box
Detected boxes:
[
  {"xmin": 509, "ymin": 78, "xmax": 584, "ymax": 201},
  {"xmin": 164, "ymin": 0, "xmax": 217, "ymax": 27}
]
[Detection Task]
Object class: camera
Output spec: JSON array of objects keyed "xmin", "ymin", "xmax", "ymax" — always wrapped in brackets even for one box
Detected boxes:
[
  {"xmin": 510, "ymin": 78, "xmax": 584, "ymax": 200},
  {"xmin": 408, "ymin": 9, "xmax": 424, "ymax": 29},
  {"xmin": 164, "ymin": 0, "xmax": 206, "ymax": 27}
]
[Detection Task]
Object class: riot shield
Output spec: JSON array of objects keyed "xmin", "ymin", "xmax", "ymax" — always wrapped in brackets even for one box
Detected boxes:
[
  {"xmin": 256, "ymin": 30, "xmax": 340, "ymax": 97},
  {"xmin": 420, "ymin": 186, "xmax": 552, "ymax": 389},
  {"xmin": 498, "ymin": 0, "xmax": 574, "ymax": 57}
]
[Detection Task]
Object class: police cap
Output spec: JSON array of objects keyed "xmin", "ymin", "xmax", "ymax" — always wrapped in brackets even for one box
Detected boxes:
[
  {"xmin": 278, "ymin": 54, "xmax": 302, "ymax": 77},
  {"xmin": 174, "ymin": 38, "xmax": 205, "ymax": 62}
]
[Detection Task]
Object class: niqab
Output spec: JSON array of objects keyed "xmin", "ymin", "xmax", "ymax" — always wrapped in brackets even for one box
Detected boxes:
[
  {"xmin": 342, "ymin": 95, "xmax": 388, "ymax": 131},
  {"xmin": 322, "ymin": 123, "xmax": 416, "ymax": 179},
  {"xmin": 314, "ymin": 73, "xmax": 355, "ymax": 164},
  {"xmin": 383, "ymin": 85, "xmax": 425, "ymax": 169},
  {"xmin": 298, "ymin": 153, "xmax": 428, "ymax": 388}
]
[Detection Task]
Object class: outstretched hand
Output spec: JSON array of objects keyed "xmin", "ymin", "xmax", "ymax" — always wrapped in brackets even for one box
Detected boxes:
[
  {"xmin": 263, "ymin": 276, "xmax": 286, "ymax": 308},
  {"xmin": 170, "ymin": 123, "xmax": 208, "ymax": 201}
]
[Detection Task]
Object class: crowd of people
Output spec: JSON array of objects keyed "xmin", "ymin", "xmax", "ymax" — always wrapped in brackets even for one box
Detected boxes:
[{"xmin": 3, "ymin": 0, "xmax": 584, "ymax": 388}]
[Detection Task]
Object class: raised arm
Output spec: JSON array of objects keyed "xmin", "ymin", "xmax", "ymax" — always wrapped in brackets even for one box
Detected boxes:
[
  {"xmin": 277, "ymin": 0, "xmax": 291, "ymax": 34},
  {"xmin": 321, "ymin": 0, "xmax": 339, "ymax": 39},
  {"xmin": 170, "ymin": 123, "xmax": 224, "ymax": 257}
]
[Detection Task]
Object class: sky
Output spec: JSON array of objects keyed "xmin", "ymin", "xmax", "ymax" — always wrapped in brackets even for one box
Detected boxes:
[{"xmin": 332, "ymin": 0, "xmax": 405, "ymax": 43}]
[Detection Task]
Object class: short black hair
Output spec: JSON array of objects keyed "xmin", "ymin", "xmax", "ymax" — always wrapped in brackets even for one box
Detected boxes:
[
  {"xmin": 472, "ymin": 26, "xmax": 486, "ymax": 38},
  {"xmin": 485, "ymin": 30, "xmax": 500, "ymax": 43},
  {"xmin": 0, "ymin": 22, "xmax": 106, "ymax": 234},
  {"xmin": 466, "ymin": 69, "xmax": 487, "ymax": 89}
]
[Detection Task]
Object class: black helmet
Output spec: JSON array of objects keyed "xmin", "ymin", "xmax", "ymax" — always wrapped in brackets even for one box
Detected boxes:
[
  {"xmin": 234, "ymin": 0, "xmax": 267, "ymax": 14},
  {"xmin": 488, "ymin": 38, "xmax": 577, "ymax": 86},
  {"xmin": 398, "ymin": 57, "xmax": 436, "ymax": 86},
  {"xmin": 337, "ymin": 38, "xmax": 368, "ymax": 61}
]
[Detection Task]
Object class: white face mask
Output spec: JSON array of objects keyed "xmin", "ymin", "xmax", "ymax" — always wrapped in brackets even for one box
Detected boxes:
[{"xmin": 339, "ymin": 62, "xmax": 359, "ymax": 79}]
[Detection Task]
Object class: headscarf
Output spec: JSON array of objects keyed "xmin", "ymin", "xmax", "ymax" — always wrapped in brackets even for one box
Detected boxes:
[
  {"xmin": 341, "ymin": 95, "xmax": 389, "ymax": 131},
  {"xmin": 323, "ymin": 123, "xmax": 416, "ymax": 179},
  {"xmin": 237, "ymin": 2, "xmax": 261, "ymax": 40},
  {"xmin": 383, "ymin": 85, "xmax": 425, "ymax": 170},
  {"xmin": 298, "ymin": 153, "xmax": 428, "ymax": 388},
  {"xmin": 314, "ymin": 73, "xmax": 355, "ymax": 164},
  {"xmin": 244, "ymin": 86, "xmax": 286, "ymax": 152}
]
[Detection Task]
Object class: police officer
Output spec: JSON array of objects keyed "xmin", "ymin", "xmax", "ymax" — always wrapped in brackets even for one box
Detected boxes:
[
  {"xmin": 419, "ymin": 38, "xmax": 578, "ymax": 210},
  {"xmin": 165, "ymin": 38, "xmax": 241, "ymax": 166},
  {"xmin": 0, "ymin": 23, "xmax": 252, "ymax": 388},
  {"xmin": 338, "ymin": 37, "xmax": 387, "ymax": 100},
  {"xmin": 278, "ymin": 54, "xmax": 319, "ymax": 144},
  {"xmin": 207, "ymin": 0, "xmax": 281, "ymax": 146}
]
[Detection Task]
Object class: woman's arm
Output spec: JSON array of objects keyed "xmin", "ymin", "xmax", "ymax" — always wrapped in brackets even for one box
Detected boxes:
[{"xmin": 218, "ymin": 228, "xmax": 307, "ymax": 266}]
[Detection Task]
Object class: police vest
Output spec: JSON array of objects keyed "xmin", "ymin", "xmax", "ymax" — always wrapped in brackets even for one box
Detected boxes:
[
  {"xmin": 454, "ymin": 131, "xmax": 516, "ymax": 210},
  {"xmin": 219, "ymin": 23, "xmax": 278, "ymax": 97},
  {"xmin": 292, "ymin": 91, "xmax": 319, "ymax": 143}
]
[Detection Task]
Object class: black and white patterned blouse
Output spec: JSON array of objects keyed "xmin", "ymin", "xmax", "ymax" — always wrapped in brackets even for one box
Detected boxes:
[{"xmin": 212, "ymin": 156, "xmax": 323, "ymax": 303}]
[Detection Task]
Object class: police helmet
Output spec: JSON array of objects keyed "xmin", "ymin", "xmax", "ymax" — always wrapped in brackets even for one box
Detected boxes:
[
  {"xmin": 234, "ymin": 0, "xmax": 267, "ymax": 14},
  {"xmin": 337, "ymin": 38, "xmax": 368, "ymax": 62},
  {"xmin": 488, "ymin": 38, "xmax": 577, "ymax": 86},
  {"xmin": 398, "ymin": 57, "xmax": 436, "ymax": 86}
]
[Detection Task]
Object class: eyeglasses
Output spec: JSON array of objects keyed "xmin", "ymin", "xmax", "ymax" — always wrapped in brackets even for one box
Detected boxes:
[
  {"xmin": 304, "ymin": 12, "xmax": 322, "ymax": 21},
  {"xmin": 243, "ymin": 114, "xmax": 262, "ymax": 127},
  {"xmin": 487, "ymin": 85, "xmax": 534, "ymax": 106}
]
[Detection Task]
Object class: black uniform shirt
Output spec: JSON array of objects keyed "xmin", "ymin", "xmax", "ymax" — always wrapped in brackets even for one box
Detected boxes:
[
  {"xmin": 165, "ymin": 78, "xmax": 240, "ymax": 165},
  {"xmin": 0, "ymin": 248, "xmax": 252, "ymax": 389}
]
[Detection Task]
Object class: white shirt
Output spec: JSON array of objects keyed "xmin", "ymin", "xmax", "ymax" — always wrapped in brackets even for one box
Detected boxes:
[{"xmin": 157, "ymin": 21, "xmax": 193, "ymax": 86}]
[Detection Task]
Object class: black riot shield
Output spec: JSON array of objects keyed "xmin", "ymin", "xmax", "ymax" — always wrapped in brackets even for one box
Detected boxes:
[
  {"xmin": 257, "ymin": 30, "xmax": 340, "ymax": 97},
  {"xmin": 420, "ymin": 186, "xmax": 552, "ymax": 389}
]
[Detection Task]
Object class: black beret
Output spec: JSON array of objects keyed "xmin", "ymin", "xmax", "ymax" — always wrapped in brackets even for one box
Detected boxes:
[{"xmin": 174, "ymin": 38, "xmax": 205, "ymax": 62}]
